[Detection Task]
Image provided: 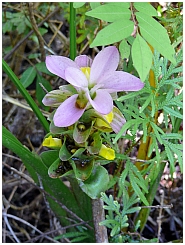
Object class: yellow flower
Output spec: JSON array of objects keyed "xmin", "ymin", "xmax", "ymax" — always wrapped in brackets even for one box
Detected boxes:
[
  {"xmin": 42, "ymin": 135, "xmax": 62, "ymax": 149},
  {"xmin": 99, "ymin": 144, "xmax": 115, "ymax": 160}
]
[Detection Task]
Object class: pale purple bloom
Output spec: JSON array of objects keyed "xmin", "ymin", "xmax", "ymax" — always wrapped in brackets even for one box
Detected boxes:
[{"xmin": 43, "ymin": 46, "xmax": 144, "ymax": 127}]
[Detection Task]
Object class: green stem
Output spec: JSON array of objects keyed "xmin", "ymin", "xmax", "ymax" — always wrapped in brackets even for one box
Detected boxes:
[
  {"xmin": 70, "ymin": 2, "xmax": 76, "ymax": 60},
  {"xmin": 2, "ymin": 59, "xmax": 49, "ymax": 133}
]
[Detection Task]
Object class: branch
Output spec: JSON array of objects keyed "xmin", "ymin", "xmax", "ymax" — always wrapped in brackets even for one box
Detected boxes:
[{"xmin": 92, "ymin": 198, "xmax": 108, "ymax": 243}]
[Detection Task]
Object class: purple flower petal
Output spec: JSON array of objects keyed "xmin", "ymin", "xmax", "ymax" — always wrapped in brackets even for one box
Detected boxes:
[
  {"xmin": 75, "ymin": 55, "xmax": 93, "ymax": 68},
  {"xmin": 53, "ymin": 94, "xmax": 86, "ymax": 127},
  {"xmin": 90, "ymin": 46, "xmax": 119, "ymax": 84},
  {"xmin": 65, "ymin": 67, "xmax": 88, "ymax": 88},
  {"xmin": 87, "ymin": 89, "xmax": 113, "ymax": 115},
  {"xmin": 42, "ymin": 90, "xmax": 70, "ymax": 106},
  {"xmin": 46, "ymin": 56, "xmax": 78, "ymax": 80},
  {"xmin": 100, "ymin": 71, "xmax": 144, "ymax": 93},
  {"xmin": 110, "ymin": 106, "xmax": 126, "ymax": 134}
]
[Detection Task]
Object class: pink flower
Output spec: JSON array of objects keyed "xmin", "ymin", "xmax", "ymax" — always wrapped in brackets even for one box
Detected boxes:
[{"xmin": 43, "ymin": 46, "xmax": 144, "ymax": 127}]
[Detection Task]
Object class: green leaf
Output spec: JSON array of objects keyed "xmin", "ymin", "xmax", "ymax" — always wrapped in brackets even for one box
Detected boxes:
[
  {"xmin": 73, "ymin": 2, "xmax": 85, "ymax": 8},
  {"xmin": 119, "ymin": 39, "xmax": 130, "ymax": 59},
  {"xmin": 90, "ymin": 19, "xmax": 134, "ymax": 48},
  {"xmin": 28, "ymin": 53, "xmax": 40, "ymax": 59},
  {"xmin": 110, "ymin": 223, "xmax": 120, "ymax": 237},
  {"xmin": 132, "ymin": 165, "xmax": 148, "ymax": 193},
  {"xmin": 40, "ymin": 150, "xmax": 59, "ymax": 168},
  {"xmin": 86, "ymin": 4, "xmax": 130, "ymax": 22},
  {"xmin": 35, "ymin": 62, "xmax": 55, "ymax": 76},
  {"xmin": 150, "ymin": 122, "xmax": 164, "ymax": 145},
  {"xmin": 136, "ymin": 12, "xmax": 176, "ymax": 64},
  {"xmin": 164, "ymin": 144, "xmax": 175, "ymax": 174},
  {"xmin": 79, "ymin": 165, "xmax": 109, "ymax": 199},
  {"xmin": 113, "ymin": 118, "xmax": 143, "ymax": 144},
  {"xmin": 134, "ymin": 2, "xmax": 158, "ymax": 16},
  {"xmin": 38, "ymin": 27, "xmax": 48, "ymax": 36},
  {"xmin": 48, "ymin": 158, "xmax": 73, "ymax": 179},
  {"xmin": 87, "ymin": 131, "xmax": 102, "ymax": 154},
  {"xmin": 70, "ymin": 233, "xmax": 90, "ymax": 243},
  {"xmin": 117, "ymin": 87, "xmax": 147, "ymax": 101},
  {"xmin": 139, "ymin": 95, "xmax": 152, "ymax": 113},
  {"xmin": 3, "ymin": 20, "xmax": 13, "ymax": 33},
  {"xmin": 105, "ymin": 2, "xmax": 130, "ymax": 8},
  {"xmin": 20, "ymin": 67, "xmax": 37, "ymax": 88},
  {"xmin": 17, "ymin": 21, "xmax": 26, "ymax": 34},
  {"xmin": 90, "ymin": 2, "xmax": 101, "ymax": 9},
  {"xmin": 161, "ymin": 133, "xmax": 183, "ymax": 140},
  {"xmin": 73, "ymin": 158, "xmax": 94, "ymax": 181},
  {"xmin": 125, "ymin": 206, "xmax": 141, "ymax": 214},
  {"xmin": 73, "ymin": 121, "xmax": 93, "ymax": 144},
  {"xmin": 163, "ymin": 106, "xmax": 183, "ymax": 119},
  {"xmin": 129, "ymin": 170, "xmax": 149, "ymax": 206},
  {"xmin": 132, "ymin": 34, "xmax": 153, "ymax": 81},
  {"xmin": 59, "ymin": 137, "xmax": 72, "ymax": 161}
]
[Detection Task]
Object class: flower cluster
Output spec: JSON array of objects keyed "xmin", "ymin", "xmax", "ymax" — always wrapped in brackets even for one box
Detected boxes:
[
  {"xmin": 42, "ymin": 46, "xmax": 144, "ymax": 128},
  {"xmin": 42, "ymin": 46, "xmax": 144, "ymax": 172}
]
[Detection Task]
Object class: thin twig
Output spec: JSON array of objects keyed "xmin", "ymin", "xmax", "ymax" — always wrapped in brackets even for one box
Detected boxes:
[
  {"xmin": 140, "ymin": 204, "xmax": 173, "ymax": 209},
  {"xmin": 157, "ymin": 190, "xmax": 164, "ymax": 242},
  {"xmin": 2, "ymin": 213, "xmax": 60, "ymax": 243},
  {"xmin": 27, "ymin": 3, "xmax": 46, "ymax": 61},
  {"xmin": 2, "ymin": 203, "xmax": 21, "ymax": 243},
  {"xmin": 130, "ymin": 2, "xmax": 138, "ymax": 37},
  {"xmin": 3, "ymin": 195, "xmax": 30, "ymax": 211},
  {"xmin": 48, "ymin": 22, "xmax": 63, "ymax": 47},
  {"xmin": 48, "ymin": 22, "xmax": 69, "ymax": 46},
  {"xmin": 2, "ymin": 153, "xmax": 22, "ymax": 162}
]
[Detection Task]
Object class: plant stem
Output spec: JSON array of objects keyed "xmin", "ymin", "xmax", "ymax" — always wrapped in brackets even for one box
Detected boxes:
[
  {"xmin": 92, "ymin": 198, "xmax": 108, "ymax": 243},
  {"xmin": 70, "ymin": 3, "xmax": 76, "ymax": 60}
]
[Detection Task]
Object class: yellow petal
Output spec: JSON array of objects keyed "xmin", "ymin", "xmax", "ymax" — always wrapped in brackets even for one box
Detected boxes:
[
  {"xmin": 95, "ymin": 111, "xmax": 114, "ymax": 130},
  {"xmin": 42, "ymin": 135, "xmax": 62, "ymax": 149},
  {"xmin": 99, "ymin": 144, "xmax": 115, "ymax": 160},
  {"xmin": 80, "ymin": 67, "xmax": 91, "ymax": 80},
  {"xmin": 104, "ymin": 111, "xmax": 114, "ymax": 123},
  {"xmin": 96, "ymin": 118, "xmax": 112, "ymax": 129}
]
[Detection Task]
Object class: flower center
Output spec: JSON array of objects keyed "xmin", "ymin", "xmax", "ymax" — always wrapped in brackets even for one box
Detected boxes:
[
  {"xmin": 80, "ymin": 67, "xmax": 91, "ymax": 80},
  {"xmin": 75, "ymin": 93, "xmax": 88, "ymax": 109},
  {"xmin": 80, "ymin": 67, "xmax": 95, "ymax": 90}
]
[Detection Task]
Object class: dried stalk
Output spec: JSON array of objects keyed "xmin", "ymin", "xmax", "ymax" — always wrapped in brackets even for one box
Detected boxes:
[{"xmin": 92, "ymin": 198, "xmax": 108, "ymax": 243}]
